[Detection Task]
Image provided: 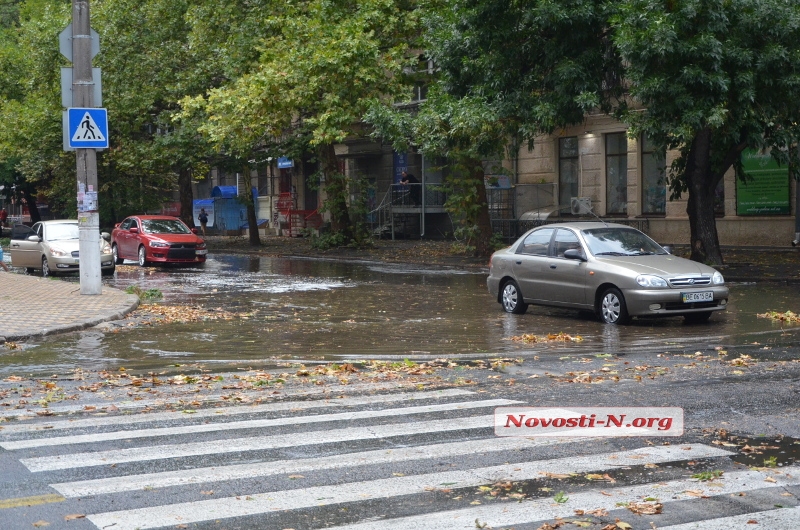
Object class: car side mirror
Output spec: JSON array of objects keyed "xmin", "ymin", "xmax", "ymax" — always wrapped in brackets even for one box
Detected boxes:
[
  {"xmin": 101, "ymin": 232, "xmax": 111, "ymax": 242},
  {"xmin": 191, "ymin": 228, "xmax": 198, "ymax": 234},
  {"xmin": 563, "ymin": 248, "xmax": 586, "ymax": 261},
  {"xmin": 662, "ymin": 245, "xmax": 672, "ymax": 255},
  {"xmin": 129, "ymin": 227, "xmax": 139, "ymax": 234},
  {"xmin": 27, "ymin": 234, "xmax": 41, "ymax": 243}
]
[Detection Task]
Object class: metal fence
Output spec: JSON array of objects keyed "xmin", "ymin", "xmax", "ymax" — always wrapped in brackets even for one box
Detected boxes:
[{"xmin": 490, "ymin": 218, "xmax": 651, "ymax": 243}]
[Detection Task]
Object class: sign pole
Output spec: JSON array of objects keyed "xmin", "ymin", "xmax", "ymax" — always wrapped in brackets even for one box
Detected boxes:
[{"xmin": 72, "ymin": 0, "xmax": 101, "ymax": 294}]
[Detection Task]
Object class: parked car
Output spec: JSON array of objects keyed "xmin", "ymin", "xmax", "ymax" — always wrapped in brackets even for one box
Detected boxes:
[
  {"xmin": 111, "ymin": 215, "xmax": 207, "ymax": 266},
  {"xmin": 487, "ymin": 222, "xmax": 729, "ymax": 324},
  {"xmin": 9, "ymin": 220, "xmax": 115, "ymax": 277}
]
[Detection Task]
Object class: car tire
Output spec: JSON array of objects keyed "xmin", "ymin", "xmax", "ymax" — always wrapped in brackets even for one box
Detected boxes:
[
  {"xmin": 684, "ymin": 311, "xmax": 712, "ymax": 324},
  {"xmin": 599, "ymin": 287, "xmax": 630, "ymax": 324},
  {"xmin": 41, "ymin": 256, "xmax": 52, "ymax": 278},
  {"xmin": 112, "ymin": 244, "xmax": 124, "ymax": 265},
  {"xmin": 137, "ymin": 245, "xmax": 148, "ymax": 267},
  {"xmin": 501, "ymin": 280, "xmax": 528, "ymax": 314},
  {"xmin": 102, "ymin": 264, "xmax": 115, "ymax": 276}
]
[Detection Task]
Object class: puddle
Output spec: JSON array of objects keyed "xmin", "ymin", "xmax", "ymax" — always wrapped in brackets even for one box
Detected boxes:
[{"xmin": 4, "ymin": 255, "xmax": 800, "ymax": 377}]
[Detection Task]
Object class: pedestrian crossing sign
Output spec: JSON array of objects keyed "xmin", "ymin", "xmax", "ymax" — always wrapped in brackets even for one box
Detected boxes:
[{"xmin": 67, "ymin": 108, "xmax": 108, "ymax": 149}]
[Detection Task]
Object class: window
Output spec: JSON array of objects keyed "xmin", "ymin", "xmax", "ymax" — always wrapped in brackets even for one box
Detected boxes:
[
  {"xmin": 553, "ymin": 228, "xmax": 582, "ymax": 258},
  {"xmin": 559, "ymin": 138, "xmax": 579, "ymax": 209},
  {"xmin": 517, "ymin": 228, "xmax": 554, "ymax": 256},
  {"xmin": 606, "ymin": 132, "xmax": 628, "ymax": 215},
  {"xmin": 641, "ymin": 136, "xmax": 666, "ymax": 215}
]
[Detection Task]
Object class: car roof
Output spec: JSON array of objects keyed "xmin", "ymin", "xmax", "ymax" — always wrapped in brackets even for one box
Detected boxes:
[
  {"xmin": 530, "ymin": 222, "xmax": 636, "ymax": 231},
  {"xmin": 40, "ymin": 219, "xmax": 78, "ymax": 225},
  {"xmin": 127, "ymin": 215, "xmax": 182, "ymax": 221}
]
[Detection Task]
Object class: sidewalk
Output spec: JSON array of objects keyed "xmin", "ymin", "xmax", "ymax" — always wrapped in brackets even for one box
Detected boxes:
[{"xmin": 0, "ymin": 273, "xmax": 139, "ymax": 342}]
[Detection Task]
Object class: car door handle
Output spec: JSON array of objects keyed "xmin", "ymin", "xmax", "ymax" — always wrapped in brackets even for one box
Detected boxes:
[
  {"xmin": 550, "ymin": 264, "xmax": 557, "ymax": 269},
  {"xmin": 515, "ymin": 261, "xmax": 521, "ymax": 265},
  {"xmin": 10, "ymin": 243, "xmax": 18, "ymax": 248}
]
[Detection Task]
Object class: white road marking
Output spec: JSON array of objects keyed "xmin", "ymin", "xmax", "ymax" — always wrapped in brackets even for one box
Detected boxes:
[
  {"xmin": 52, "ymin": 436, "xmax": 562, "ymax": 497},
  {"xmin": 22, "ymin": 414, "xmax": 498, "ymax": 471},
  {"xmin": 658, "ymin": 506, "xmax": 800, "ymax": 529},
  {"xmin": 2, "ymin": 398, "xmax": 518, "ymax": 449},
  {"xmin": 85, "ymin": 445, "xmax": 734, "ymax": 530},
  {"xmin": 320, "ymin": 469, "xmax": 798, "ymax": 530},
  {"xmin": 0, "ymin": 388, "xmax": 475, "ymax": 434}
]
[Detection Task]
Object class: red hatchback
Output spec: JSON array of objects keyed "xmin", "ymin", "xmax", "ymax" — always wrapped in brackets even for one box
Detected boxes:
[{"xmin": 111, "ymin": 215, "xmax": 207, "ymax": 266}]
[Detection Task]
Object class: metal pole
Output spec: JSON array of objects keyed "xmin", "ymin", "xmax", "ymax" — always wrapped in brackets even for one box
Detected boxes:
[{"xmin": 73, "ymin": 0, "xmax": 101, "ymax": 294}]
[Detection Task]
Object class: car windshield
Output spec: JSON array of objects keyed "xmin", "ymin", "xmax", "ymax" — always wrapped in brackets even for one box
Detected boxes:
[
  {"xmin": 582, "ymin": 227, "xmax": 666, "ymax": 256},
  {"xmin": 141, "ymin": 219, "xmax": 191, "ymax": 235},
  {"xmin": 46, "ymin": 223, "xmax": 79, "ymax": 241}
]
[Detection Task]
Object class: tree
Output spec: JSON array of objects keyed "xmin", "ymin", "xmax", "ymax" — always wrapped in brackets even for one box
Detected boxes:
[
  {"xmin": 182, "ymin": 0, "xmax": 417, "ymax": 244},
  {"xmin": 613, "ymin": 0, "xmax": 800, "ymax": 265},
  {"xmin": 373, "ymin": 0, "xmax": 621, "ymax": 256},
  {"xmin": 366, "ymin": 89, "xmax": 505, "ymax": 256},
  {"xmin": 424, "ymin": 0, "xmax": 800, "ymax": 265}
]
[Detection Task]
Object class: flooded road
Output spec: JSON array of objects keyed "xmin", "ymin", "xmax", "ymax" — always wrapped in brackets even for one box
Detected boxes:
[{"xmin": 3, "ymin": 254, "xmax": 800, "ymax": 377}]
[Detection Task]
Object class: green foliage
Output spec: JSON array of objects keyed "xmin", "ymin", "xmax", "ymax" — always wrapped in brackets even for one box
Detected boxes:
[{"xmin": 124, "ymin": 285, "xmax": 163, "ymax": 301}]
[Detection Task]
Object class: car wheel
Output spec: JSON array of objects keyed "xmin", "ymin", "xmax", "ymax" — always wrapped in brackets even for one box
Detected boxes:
[
  {"xmin": 684, "ymin": 311, "xmax": 712, "ymax": 324},
  {"xmin": 112, "ymin": 244, "xmax": 124, "ymax": 264},
  {"xmin": 137, "ymin": 245, "xmax": 148, "ymax": 267},
  {"xmin": 102, "ymin": 264, "xmax": 115, "ymax": 276},
  {"xmin": 599, "ymin": 287, "xmax": 630, "ymax": 324},
  {"xmin": 41, "ymin": 256, "xmax": 52, "ymax": 278},
  {"xmin": 501, "ymin": 280, "xmax": 528, "ymax": 314}
]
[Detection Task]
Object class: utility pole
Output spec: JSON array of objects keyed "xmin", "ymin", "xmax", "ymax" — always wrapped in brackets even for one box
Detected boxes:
[{"xmin": 72, "ymin": 0, "xmax": 101, "ymax": 294}]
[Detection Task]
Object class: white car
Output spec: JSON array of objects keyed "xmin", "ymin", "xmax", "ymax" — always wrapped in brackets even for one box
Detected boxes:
[{"xmin": 9, "ymin": 220, "xmax": 115, "ymax": 277}]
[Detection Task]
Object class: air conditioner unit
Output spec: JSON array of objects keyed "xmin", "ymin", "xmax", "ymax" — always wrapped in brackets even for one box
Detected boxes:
[{"xmin": 570, "ymin": 197, "xmax": 592, "ymax": 215}]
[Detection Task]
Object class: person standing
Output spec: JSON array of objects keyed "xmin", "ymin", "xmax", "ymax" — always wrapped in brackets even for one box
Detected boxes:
[
  {"xmin": 400, "ymin": 171, "xmax": 421, "ymax": 205},
  {"xmin": 198, "ymin": 208, "xmax": 208, "ymax": 236},
  {"xmin": 0, "ymin": 207, "xmax": 7, "ymax": 236}
]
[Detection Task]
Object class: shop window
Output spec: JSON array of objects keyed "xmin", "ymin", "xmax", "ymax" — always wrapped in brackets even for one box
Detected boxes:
[
  {"xmin": 606, "ymin": 132, "xmax": 628, "ymax": 215},
  {"xmin": 641, "ymin": 136, "xmax": 666, "ymax": 215},
  {"xmin": 559, "ymin": 137, "xmax": 579, "ymax": 209}
]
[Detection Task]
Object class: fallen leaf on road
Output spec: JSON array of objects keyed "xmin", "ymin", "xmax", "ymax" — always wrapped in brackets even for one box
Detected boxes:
[
  {"xmin": 627, "ymin": 502, "xmax": 663, "ymax": 515},
  {"xmin": 32, "ymin": 521, "xmax": 50, "ymax": 527},
  {"xmin": 63, "ymin": 514, "xmax": 85, "ymax": 521}
]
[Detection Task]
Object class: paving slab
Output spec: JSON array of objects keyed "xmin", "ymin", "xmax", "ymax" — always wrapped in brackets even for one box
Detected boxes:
[{"xmin": 0, "ymin": 273, "xmax": 139, "ymax": 342}]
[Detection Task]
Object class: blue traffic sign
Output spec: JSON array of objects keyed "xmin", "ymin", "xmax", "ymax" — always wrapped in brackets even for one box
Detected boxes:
[{"xmin": 67, "ymin": 108, "xmax": 108, "ymax": 149}]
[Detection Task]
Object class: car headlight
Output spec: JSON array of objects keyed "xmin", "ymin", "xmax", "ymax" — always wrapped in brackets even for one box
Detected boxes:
[
  {"xmin": 712, "ymin": 271, "xmax": 724, "ymax": 285},
  {"xmin": 196, "ymin": 242, "xmax": 206, "ymax": 249},
  {"xmin": 49, "ymin": 246, "xmax": 69, "ymax": 257},
  {"xmin": 101, "ymin": 241, "xmax": 112, "ymax": 253},
  {"xmin": 149, "ymin": 241, "xmax": 169, "ymax": 248},
  {"xmin": 636, "ymin": 274, "xmax": 668, "ymax": 288}
]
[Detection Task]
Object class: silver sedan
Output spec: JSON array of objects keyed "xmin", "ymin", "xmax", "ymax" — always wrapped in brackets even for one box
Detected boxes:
[{"xmin": 487, "ymin": 222, "xmax": 729, "ymax": 324}]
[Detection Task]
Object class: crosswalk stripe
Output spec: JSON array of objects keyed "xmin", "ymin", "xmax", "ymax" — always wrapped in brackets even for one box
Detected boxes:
[
  {"xmin": 0, "ymin": 388, "xmax": 475, "ymax": 434},
  {"xmin": 319, "ymin": 469, "xmax": 799, "ymax": 530},
  {"xmin": 84, "ymin": 444, "xmax": 737, "ymax": 530},
  {"xmin": 0, "ymin": 380, "xmax": 438, "ymax": 419},
  {"xmin": 2, "ymin": 398, "xmax": 518, "ymax": 449},
  {"xmin": 51, "ymin": 436, "xmax": 561, "ymax": 497},
  {"xmin": 22, "ymin": 414, "xmax": 497, "ymax": 472},
  {"xmin": 657, "ymin": 507, "xmax": 800, "ymax": 530}
]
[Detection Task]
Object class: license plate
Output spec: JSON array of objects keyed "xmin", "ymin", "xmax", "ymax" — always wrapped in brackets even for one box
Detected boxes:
[
  {"xmin": 196, "ymin": 249, "xmax": 208, "ymax": 255},
  {"xmin": 682, "ymin": 291, "xmax": 713, "ymax": 303}
]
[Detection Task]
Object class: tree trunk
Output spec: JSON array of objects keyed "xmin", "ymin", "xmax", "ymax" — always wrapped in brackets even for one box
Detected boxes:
[
  {"xmin": 321, "ymin": 144, "xmax": 352, "ymax": 240},
  {"xmin": 471, "ymin": 162, "xmax": 494, "ymax": 257},
  {"xmin": 178, "ymin": 168, "xmax": 194, "ymax": 228},
  {"xmin": 684, "ymin": 128, "xmax": 724, "ymax": 266},
  {"xmin": 23, "ymin": 188, "xmax": 40, "ymax": 223},
  {"xmin": 246, "ymin": 189, "xmax": 261, "ymax": 247}
]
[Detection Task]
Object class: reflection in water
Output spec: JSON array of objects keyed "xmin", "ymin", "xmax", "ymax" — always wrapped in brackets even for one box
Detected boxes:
[{"xmin": 3, "ymin": 254, "xmax": 800, "ymax": 377}]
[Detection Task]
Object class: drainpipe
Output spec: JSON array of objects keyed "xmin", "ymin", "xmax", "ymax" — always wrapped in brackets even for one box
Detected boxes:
[
  {"xmin": 420, "ymin": 153, "xmax": 425, "ymax": 238},
  {"xmin": 795, "ymin": 144, "xmax": 800, "ymax": 246}
]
